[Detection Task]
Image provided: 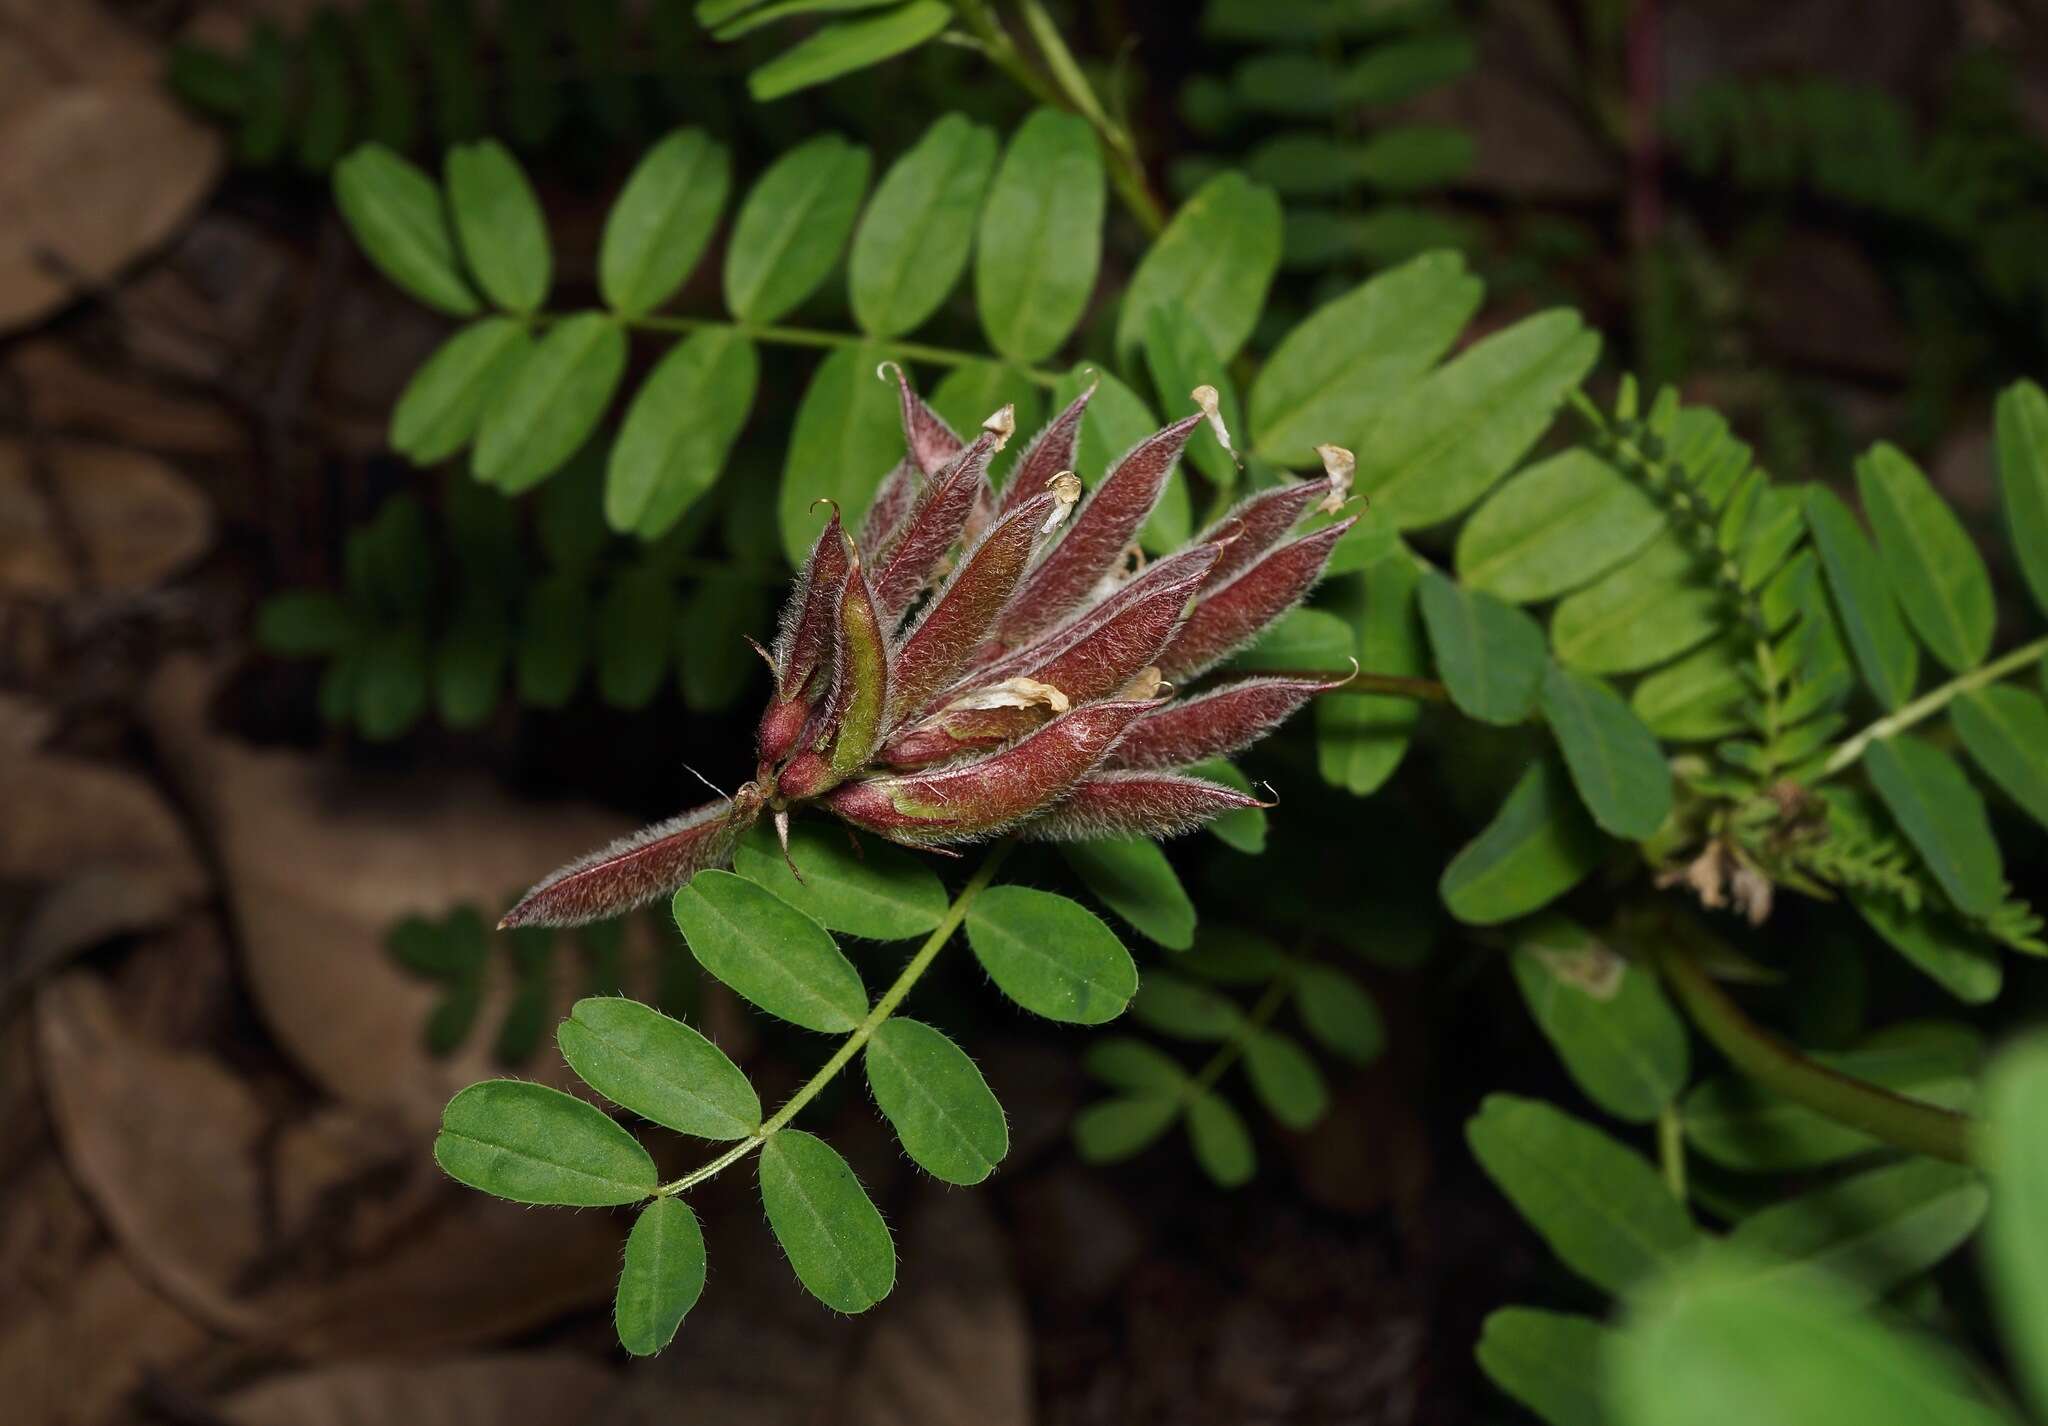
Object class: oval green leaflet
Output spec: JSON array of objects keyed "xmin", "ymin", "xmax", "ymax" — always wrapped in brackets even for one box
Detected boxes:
[
  {"xmin": 616, "ymin": 1196, "xmax": 707, "ymax": 1356},
  {"xmin": 673, "ymin": 870, "xmax": 869, "ymax": 1033},
  {"xmin": 863, "ymin": 1018, "xmax": 1008, "ymax": 1186},
  {"xmin": 434, "ymin": 1079, "xmax": 656, "ymax": 1207},
  {"xmin": 758, "ymin": 1129, "xmax": 896, "ymax": 1313},
  {"xmin": 965, "ymin": 885, "xmax": 1137, "ymax": 1025},
  {"xmin": 556, "ymin": 996, "xmax": 760, "ymax": 1140}
]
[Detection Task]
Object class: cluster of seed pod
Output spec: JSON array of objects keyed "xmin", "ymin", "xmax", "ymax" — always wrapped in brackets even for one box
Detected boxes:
[{"xmin": 502, "ymin": 367, "xmax": 1357, "ymax": 929}]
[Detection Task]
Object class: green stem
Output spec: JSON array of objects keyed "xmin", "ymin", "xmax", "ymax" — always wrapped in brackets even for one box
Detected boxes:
[
  {"xmin": 654, "ymin": 841, "xmax": 1014, "ymax": 1197},
  {"xmin": 1657, "ymin": 1101, "xmax": 1686, "ymax": 1200},
  {"xmin": 1821, "ymin": 635, "xmax": 2048, "ymax": 777},
  {"xmin": 1654, "ymin": 930, "xmax": 1976, "ymax": 1165},
  {"xmin": 1188, "ymin": 977, "xmax": 1291, "ymax": 1096},
  {"xmin": 950, "ymin": 0, "xmax": 1167, "ymax": 237},
  {"xmin": 598, "ymin": 311, "xmax": 1061, "ymax": 388}
]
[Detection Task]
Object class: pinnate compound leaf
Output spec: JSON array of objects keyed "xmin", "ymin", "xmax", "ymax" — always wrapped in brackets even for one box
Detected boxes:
[
  {"xmin": 557, "ymin": 996, "xmax": 760, "ymax": 1140},
  {"xmin": 258, "ymin": 590, "xmax": 355, "ymax": 655},
  {"xmin": 966, "ymin": 885, "xmax": 1136, "ymax": 1024},
  {"xmin": 1549, "ymin": 530, "xmax": 1721, "ymax": 676},
  {"xmin": 725, "ymin": 133, "xmax": 872, "ymax": 323},
  {"xmin": 1475, "ymin": 1308, "xmax": 1615, "ymax": 1426},
  {"xmin": 1951, "ymin": 686, "xmax": 2048, "ymax": 833},
  {"xmin": 1131, "ymin": 971, "xmax": 1244, "ymax": 1041},
  {"xmin": 606, "ymin": 327, "xmax": 758, "ymax": 537},
  {"xmin": 1317, "ymin": 559, "xmax": 1426, "ymax": 795},
  {"xmin": 1243, "ymin": 1030, "xmax": 1328, "ymax": 1130},
  {"xmin": 1720, "ymin": 1158, "xmax": 1987, "ymax": 1303},
  {"xmin": 1440, "ymin": 758, "xmax": 1606, "ymax": 926},
  {"xmin": 1985, "ymin": 1035, "xmax": 2048, "ymax": 1418},
  {"xmin": 333, "ymin": 144, "xmax": 480, "ymax": 316},
  {"xmin": 1187, "ymin": 1091, "xmax": 1255, "ymax": 1187},
  {"xmin": 1117, "ymin": 171, "xmax": 1282, "ymax": 365},
  {"xmin": 1352, "ymin": 309, "xmax": 1599, "ymax": 530},
  {"xmin": 1085, "ymin": 1036, "xmax": 1190, "ymax": 1094},
  {"xmin": 1540, "ymin": 662, "xmax": 1673, "ymax": 842},
  {"xmin": 1250, "ymin": 250, "xmax": 1481, "ymax": 467},
  {"xmin": 1466, "ymin": 1093, "xmax": 1698, "ymax": 1295},
  {"xmin": 759, "ymin": 1129, "xmax": 896, "ymax": 1313},
  {"xmin": 1456, "ymin": 447, "xmax": 1663, "ymax": 604},
  {"xmin": 1510, "ymin": 914, "xmax": 1687, "ymax": 1123},
  {"xmin": 1060, "ymin": 838, "xmax": 1196, "ymax": 950},
  {"xmin": 673, "ymin": 870, "xmax": 868, "ymax": 1032},
  {"xmin": 1293, "ymin": 963, "xmax": 1383, "ymax": 1064},
  {"xmin": 391, "ymin": 317, "xmax": 532, "ymax": 465},
  {"xmin": 1631, "ymin": 635, "xmax": 1749, "ymax": 742},
  {"xmin": 1853, "ymin": 889, "xmax": 2002, "ymax": 1005},
  {"xmin": 746, "ymin": 1, "xmax": 952, "ymax": 101},
  {"xmin": 473, "ymin": 314, "xmax": 626, "ymax": 492},
  {"xmin": 1681, "ymin": 1024, "xmax": 1981, "ymax": 1171},
  {"xmin": 1417, "ymin": 569, "xmax": 1546, "ymax": 725},
  {"xmin": 517, "ymin": 574, "xmax": 589, "ymax": 705},
  {"xmin": 444, "ymin": 140, "xmax": 550, "ymax": 313},
  {"xmin": 1863, "ymin": 735, "xmax": 2004, "ymax": 919},
  {"xmin": 616, "ymin": 1196, "xmax": 706, "ymax": 1356},
  {"xmin": 1073, "ymin": 1095, "xmax": 1180, "ymax": 1163},
  {"xmin": 435, "ymin": 1079, "xmax": 656, "ymax": 1206},
  {"xmin": 1608, "ymin": 1257, "xmax": 2007, "ymax": 1426},
  {"xmin": 849, "ymin": 112, "xmax": 996, "ymax": 338},
  {"xmin": 1854, "ymin": 443, "xmax": 1993, "ymax": 674},
  {"xmin": 778, "ymin": 343, "xmax": 902, "ymax": 565},
  {"xmin": 864, "ymin": 1018, "xmax": 1008, "ymax": 1186},
  {"xmin": 600, "ymin": 127, "xmax": 731, "ymax": 317},
  {"xmin": 597, "ymin": 568, "xmax": 677, "ymax": 709},
  {"xmin": 733, "ymin": 821, "xmax": 946, "ymax": 940},
  {"xmin": 976, "ymin": 108, "xmax": 1104, "ymax": 363},
  {"xmin": 1995, "ymin": 379, "xmax": 2048, "ymax": 622},
  {"xmin": 1805, "ymin": 487, "xmax": 1919, "ymax": 710}
]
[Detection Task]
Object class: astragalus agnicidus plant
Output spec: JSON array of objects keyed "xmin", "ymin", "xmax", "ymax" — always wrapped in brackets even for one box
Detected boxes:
[{"xmin": 501, "ymin": 366, "xmax": 1357, "ymax": 929}]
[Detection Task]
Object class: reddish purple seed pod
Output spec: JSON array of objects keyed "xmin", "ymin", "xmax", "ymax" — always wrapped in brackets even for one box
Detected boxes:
[
  {"xmin": 1019, "ymin": 770, "xmax": 1264, "ymax": 841},
  {"xmin": 1156, "ymin": 517, "xmax": 1355, "ymax": 681},
  {"xmin": 500, "ymin": 788, "xmax": 765, "ymax": 928},
  {"xmin": 996, "ymin": 378, "xmax": 1094, "ymax": 519},
  {"xmin": 997, "ymin": 413, "xmax": 1204, "ymax": 645},
  {"xmin": 822, "ymin": 699, "xmax": 1157, "ymax": 845},
  {"xmin": 1107, "ymin": 675, "xmax": 1347, "ymax": 770},
  {"xmin": 1197, "ymin": 475, "xmax": 1340, "ymax": 589}
]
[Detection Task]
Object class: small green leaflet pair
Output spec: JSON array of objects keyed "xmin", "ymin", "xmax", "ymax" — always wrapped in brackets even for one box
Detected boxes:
[
  {"xmin": 1076, "ymin": 927, "xmax": 1385, "ymax": 1187},
  {"xmin": 432, "ymin": 824, "xmax": 1138, "ymax": 1353},
  {"xmin": 695, "ymin": 0, "xmax": 956, "ymax": 103},
  {"xmin": 1477, "ymin": 1034, "xmax": 2048, "ymax": 1426},
  {"xmin": 257, "ymin": 459, "xmax": 774, "ymax": 738},
  {"xmin": 1180, "ymin": 0, "xmax": 1480, "ymax": 276}
]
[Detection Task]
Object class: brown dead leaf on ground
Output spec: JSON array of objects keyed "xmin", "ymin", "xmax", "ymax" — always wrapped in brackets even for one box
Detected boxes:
[
  {"xmin": 0, "ymin": 741, "xmax": 209, "ymax": 1007},
  {"xmin": 0, "ymin": 85, "xmax": 222, "ymax": 334},
  {"xmin": 36, "ymin": 968, "xmax": 625, "ymax": 1355},
  {"xmin": 0, "ymin": 1132, "xmax": 217, "ymax": 1426},
  {"xmin": 216, "ymin": 1354, "xmax": 622, "ymax": 1426},
  {"xmin": 8, "ymin": 339, "xmax": 248, "ymax": 458},
  {"xmin": 140, "ymin": 654, "xmax": 636, "ymax": 1125},
  {"xmin": 0, "ymin": 438, "xmax": 215, "ymax": 596},
  {"xmin": 600, "ymin": 1186, "xmax": 1031, "ymax": 1426}
]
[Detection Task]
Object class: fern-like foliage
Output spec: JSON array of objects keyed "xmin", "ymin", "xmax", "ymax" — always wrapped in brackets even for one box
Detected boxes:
[{"xmin": 1178, "ymin": 0, "xmax": 1479, "ymax": 305}]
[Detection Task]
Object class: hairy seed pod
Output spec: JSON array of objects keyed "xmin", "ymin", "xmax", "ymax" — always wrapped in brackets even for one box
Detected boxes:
[
  {"xmin": 997, "ymin": 412, "xmax": 1204, "ymax": 645},
  {"xmin": 500, "ymin": 785, "xmax": 766, "ymax": 928},
  {"xmin": 822, "ymin": 699, "xmax": 1156, "ymax": 845},
  {"xmin": 889, "ymin": 492, "xmax": 1058, "ymax": 725},
  {"xmin": 1157, "ymin": 518, "xmax": 1355, "ymax": 681},
  {"xmin": 1107, "ymin": 674, "xmax": 1349, "ymax": 770},
  {"xmin": 1019, "ymin": 770, "xmax": 1265, "ymax": 840}
]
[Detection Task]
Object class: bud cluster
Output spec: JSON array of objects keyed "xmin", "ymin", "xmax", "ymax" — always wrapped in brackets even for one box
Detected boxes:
[{"xmin": 503, "ymin": 368, "xmax": 1356, "ymax": 928}]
